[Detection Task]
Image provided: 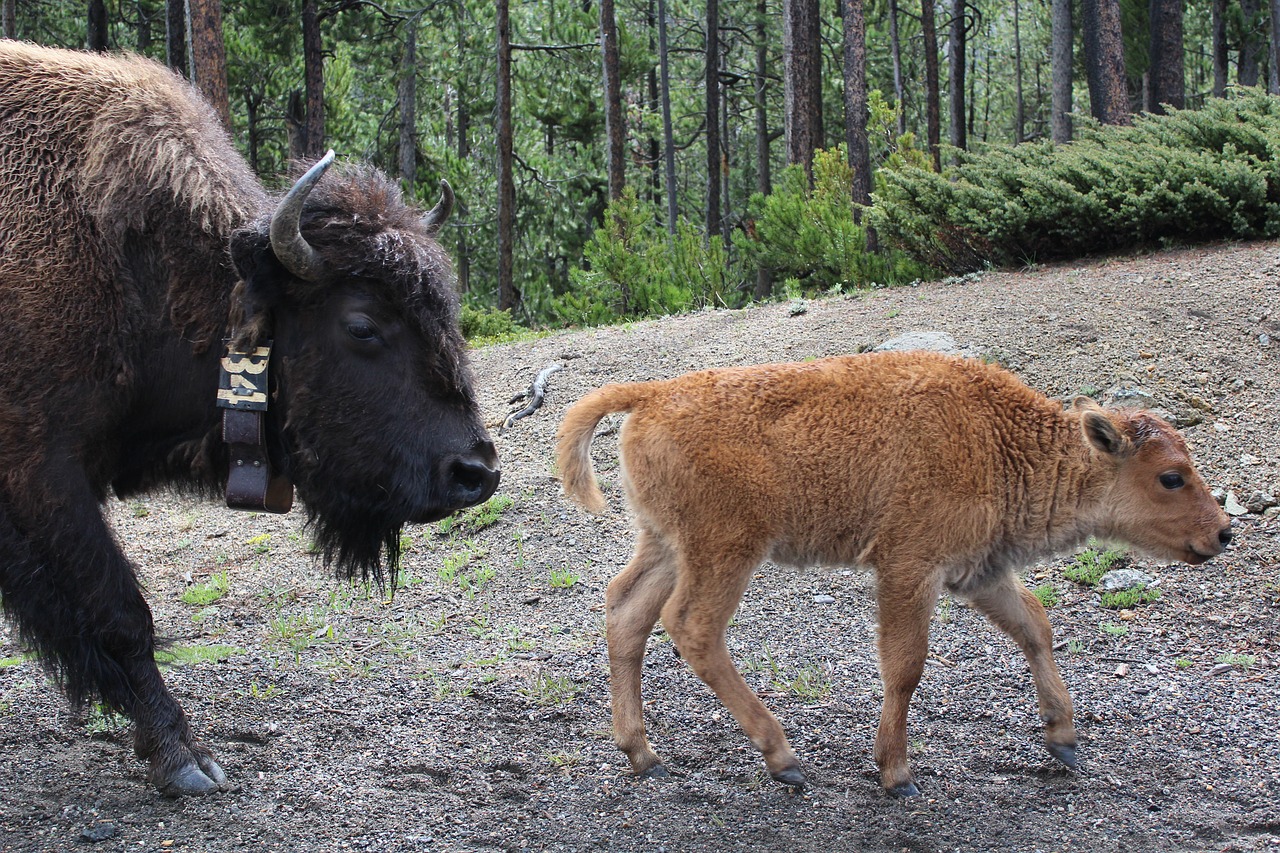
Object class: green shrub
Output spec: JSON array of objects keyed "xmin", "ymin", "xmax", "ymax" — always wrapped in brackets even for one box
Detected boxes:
[
  {"xmin": 459, "ymin": 305, "xmax": 520, "ymax": 343},
  {"xmin": 871, "ymin": 89, "xmax": 1280, "ymax": 273},
  {"xmin": 734, "ymin": 146, "xmax": 931, "ymax": 293}
]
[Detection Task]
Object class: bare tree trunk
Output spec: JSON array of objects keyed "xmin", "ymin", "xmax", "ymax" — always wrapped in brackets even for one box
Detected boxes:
[
  {"xmin": 1081, "ymin": 0, "xmax": 1130, "ymax": 125},
  {"xmin": 454, "ymin": 2, "xmax": 471, "ymax": 294},
  {"xmin": 1148, "ymin": 0, "xmax": 1184, "ymax": 112},
  {"xmin": 398, "ymin": 19, "xmax": 418, "ymax": 193},
  {"xmin": 1270, "ymin": 0, "xmax": 1280, "ymax": 93},
  {"xmin": 921, "ymin": 0, "xmax": 942, "ymax": 170},
  {"xmin": 647, "ymin": 0, "xmax": 661, "ymax": 201},
  {"xmin": 1014, "ymin": 0, "xmax": 1025, "ymax": 143},
  {"xmin": 657, "ymin": 0, "xmax": 678, "ymax": 234},
  {"xmin": 601, "ymin": 0, "xmax": 625, "ymax": 202},
  {"xmin": 2, "ymin": 0, "xmax": 14, "ymax": 38},
  {"xmin": 88, "ymin": 0, "xmax": 108, "ymax": 50},
  {"xmin": 948, "ymin": 0, "xmax": 966, "ymax": 158},
  {"xmin": 783, "ymin": 0, "xmax": 822, "ymax": 181},
  {"xmin": 705, "ymin": 0, "xmax": 722, "ymax": 241},
  {"xmin": 1239, "ymin": 0, "xmax": 1262, "ymax": 87},
  {"xmin": 496, "ymin": 0, "xmax": 518, "ymax": 312},
  {"xmin": 753, "ymin": 0, "xmax": 774, "ymax": 301},
  {"xmin": 1211, "ymin": 0, "xmax": 1227, "ymax": 96},
  {"xmin": 187, "ymin": 0, "xmax": 230, "ymax": 130},
  {"xmin": 165, "ymin": 0, "xmax": 186, "ymax": 74},
  {"xmin": 889, "ymin": 0, "xmax": 906, "ymax": 137},
  {"xmin": 245, "ymin": 82, "xmax": 263, "ymax": 173},
  {"xmin": 301, "ymin": 0, "xmax": 325, "ymax": 160},
  {"xmin": 1051, "ymin": 0, "xmax": 1072, "ymax": 142},
  {"xmin": 842, "ymin": 0, "xmax": 877, "ymax": 253}
]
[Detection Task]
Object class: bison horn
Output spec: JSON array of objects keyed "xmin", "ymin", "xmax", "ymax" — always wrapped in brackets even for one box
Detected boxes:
[
  {"xmin": 422, "ymin": 179, "xmax": 454, "ymax": 236},
  {"xmin": 269, "ymin": 149, "xmax": 336, "ymax": 282}
]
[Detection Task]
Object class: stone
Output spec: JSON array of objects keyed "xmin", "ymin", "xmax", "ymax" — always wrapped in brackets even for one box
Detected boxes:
[
  {"xmin": 1223, "ymin": 492, "xmax": 1249, "ymax": 517},
  {"xmin": 813, "ymin": 594, "xmax": 836, "ymax": 605},
  {"xmin": 875, "ymin": 331, "xmax": 962, "ymax": 355},
  {"xmin": 1098, "ymin": 568, "xmax": 1154, "ymax": 592}
]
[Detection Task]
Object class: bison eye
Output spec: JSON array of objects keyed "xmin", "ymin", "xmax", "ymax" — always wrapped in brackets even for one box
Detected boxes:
[
  {"xmin": 1159, "ymin": 472, "xmax": 1185, "ymax": 490},
  {"xmin": 346, "ymin": 319, "xmax": 379, "ymax": 343}
]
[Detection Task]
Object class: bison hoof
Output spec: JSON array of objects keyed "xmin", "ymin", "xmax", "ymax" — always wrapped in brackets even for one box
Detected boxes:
[
  {"xmin": 1047, "ymin": 742, "xmax": 1079, "ymax": 770},
  {"xmin": 158, "ymin": 760, "xmax": 226, "ymax": 797},
  {"xmin": 887, "ymin": 780, "xmax": 920, "ymax": 799},
  {"xmin": 639, "ymin": 763, "xmax": 671, "ymax": 780},
  {"xmin": 771, "ymin": 765, "xmax": 807, "ymax": 789}
]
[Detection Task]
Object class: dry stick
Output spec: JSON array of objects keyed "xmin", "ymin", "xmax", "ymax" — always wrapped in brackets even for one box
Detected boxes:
[{"xmin": 502, "ymin": 363, "xmax": 562, "ymax": 433}]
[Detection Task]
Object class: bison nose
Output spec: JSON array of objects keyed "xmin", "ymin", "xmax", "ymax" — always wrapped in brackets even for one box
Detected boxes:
[
  {"xmin": 1218, "ymin": 525, "xmax": 1233, "ymax": 548},
  {"xmin": 443, "ymin": 442, "xmax": 501, "ymax": 509}
]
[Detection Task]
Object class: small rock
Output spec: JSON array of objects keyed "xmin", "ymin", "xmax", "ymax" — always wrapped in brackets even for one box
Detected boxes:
[
  {"xmin": 813, "ymin": 594, "xmax": 836, "ymax": 605},
  {"xmin": 1113, "ymin": 663, "xmax": 1130, "ymax": 678},
  {"xmin": 874, "ymin": 331, "xmax": 961, "ymax": 355},
  {"xmin": 1098, "ymin": 568, "xmax": 1154, "ymax": 592},
  {"xmin": 1209, "ymin": 663, "xmax": 1235, "ymax": 676},
  {"xmin": 80, "ymin": 823, "xmax": 118, "ymax": 843},
  {"xmin": 1260, "ymin": 333, "xmax": 1272, "ymax": 346},
  {"xmin": 521, "ymin": 595, "xmax": 542, "ymax": 606},
  {"xmin": 1223, "ymin": 492, "xmax": 1249, "ymax": 517},
  {"xmin": 1244, "ymin": 492, "xmax": 1277, "ymax": 513},
  {"xmin": 1103, "ymin": 385, "xmax": 1156, "ymax": 409}
]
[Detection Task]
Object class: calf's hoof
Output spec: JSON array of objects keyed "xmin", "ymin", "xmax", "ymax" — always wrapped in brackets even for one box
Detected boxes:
[
  {"xmin": 1046, "ymin": 742, "xmax": 1079, "ymax": 770},
  {"xmin": 887, "ymin": 780, "xmax": 921, "ymax": 799},
  {"xmin": 638, "ymin": 763, "xmax": 671, "ymax": 779},
  {"xmin": 156, "ymin": 759, "xmax": 226, "ymax": 797},
  {"xmin": 770, "ymin": 765, "xmax": 807, "ymax": 790}
]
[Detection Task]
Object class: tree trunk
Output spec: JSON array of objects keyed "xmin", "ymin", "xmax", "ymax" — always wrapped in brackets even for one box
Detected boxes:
[
  {"xmin": 600, "ymin": 0, "xmax": 625, "ymax": 202},
  {"xmin": 398, "ymin": 19, "xmax": 418, "ymax": 193},
  {"xmin": 753, "ymin": 0, "xmax": 774, "ymax": 301},
  {"xmin": 1081, "ymin": 0, "xmax": 1130, "ymax": 125},
  {"xmin": 3, "ymin": 0, "xmax": 16, "ymax": 39},
  {"xmin": 889, "ymin": 0, "xmax": 906, "ymax": 137},
  {"xmin": 1147, "ymin": 0, "xmax": 1183, "ymax": 112},
  {"xmin": 647, "ymin": 0, "xmax": 661, "ymax": 201},
  {"xmin": 1211, "ymin": 0, "xmax": 1227, "ymax": 96},
  {"xmin": 921, "ymin": 0, "xmax": 942, "ymax": 170},
  {"xmin": 165, "ymin": 0, "xmax": 186, "ymax": 74},
  {"xmin": 1239, "ymin": 0, "xmax": 1262, "ymax": 87},
  {"xmin": 88, "ymin": 0, "xmax": 108, "ymax": 50},
  {"xmin": 454, "ymin": 1, "xmax": 471, "ymax": 294},
  {"xmin": 1051, "ymin": 0, "xmax": 1072, "ymax": 142},
  {"xmin": 1271, "ymin": 0, "xmax": 1280, "ymax": 93},
  {"xmin": 842, "ymin": 0, "xmax": 877, "ymax": 253},
  {"xmin": 1014, "ymin": 0, "xmax": 1024, "ymax": 143},
  {"xmin": 657, "ymin": 0, "xmax": 678, "ymax": 234},
  {"xmin": 301, "ymin": 0, "xmax": 325, "ymax": 160},
  {"xmin": 705, "ymin": 0, "xmax": 722, "ymax": 241},
  {"xmin": 783, "ymin": 0, "xmax": 822, "ymax": 180},
  {"xmin": 948, "ymin": 0, "xmax": 966, "ymax": 157},
  {"xmin": 187, "ymin": 0, "xmax": 230, "ymax": 130},
  {"xmin": 496, "ymin": 0, "xmax": 518, "ymax": 312}
]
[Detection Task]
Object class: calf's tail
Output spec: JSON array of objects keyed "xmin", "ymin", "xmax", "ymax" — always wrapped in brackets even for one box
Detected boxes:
[{"xmin": 555, "ymin": 382, "xmax": 652, "ymax": 514}]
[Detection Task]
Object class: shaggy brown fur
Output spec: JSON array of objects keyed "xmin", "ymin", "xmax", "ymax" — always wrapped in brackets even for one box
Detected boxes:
[
  {"xmin": 0, "ymin": 42, "xmax": 498, "ymax": 796},
  {"xmin": 557, "ymin": 351, "xmax": 1231, "ymax": 795}
]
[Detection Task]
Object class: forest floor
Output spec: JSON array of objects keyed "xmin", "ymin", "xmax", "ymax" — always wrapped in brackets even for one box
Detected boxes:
[{"xmin": 1, "ymin": 241, "xmax": 1278, "ymax": 853}]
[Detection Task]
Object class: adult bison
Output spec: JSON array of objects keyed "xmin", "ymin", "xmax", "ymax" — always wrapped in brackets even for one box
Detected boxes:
[
  {"xmin": 557, "ymin": 351, "xmax": 1232, "ymax": 796},
  {"xmin": 0, "ymin": 42, "xmax": 499, "ymax": 795}
]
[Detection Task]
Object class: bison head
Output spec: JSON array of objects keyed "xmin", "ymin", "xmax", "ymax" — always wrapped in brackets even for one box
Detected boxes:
[{"xmin": 228, "ymin": 153, "xmax": 499, "ymax": 580}]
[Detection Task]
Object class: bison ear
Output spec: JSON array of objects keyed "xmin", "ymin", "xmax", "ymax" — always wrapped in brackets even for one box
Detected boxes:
[
  {"xmin": 228, "ymin": 227, "xmax": 287, "ymax": 348},
  {"xmin": 1080, "ymin": 409, "xmax": 1133, "ymax": 460}
]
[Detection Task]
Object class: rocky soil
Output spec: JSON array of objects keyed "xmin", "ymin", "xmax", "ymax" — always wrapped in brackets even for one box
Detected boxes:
[{"xmin": 1, "ymin": 241, "xmax": 1278, "ymax": 853}]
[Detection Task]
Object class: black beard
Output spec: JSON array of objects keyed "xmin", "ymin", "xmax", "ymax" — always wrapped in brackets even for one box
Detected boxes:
[{"xmin": 303, "ymin": 494, "xmax": 405, "ymax": 587}]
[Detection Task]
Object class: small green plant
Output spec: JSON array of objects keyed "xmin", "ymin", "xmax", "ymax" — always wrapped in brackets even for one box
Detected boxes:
[
  {"xmin": 1215, "ymin": 652, "xmax": 1257, "ymax": 670},
  {"xmin": 546, "ymin": 750, "xmax": 582, "ymax": 774},
  {"xmin": 245, "ymin": 533, "xmax": 272, "ymax": 555},
  {"xmin": 154, "ymin": 644, "xmax": 244, "ymax": 667},
  {"xmin": 935, "ymin": 595, "xmax": 954, "ymax": 624},
  {"xmin": 238, "ymin": 680, "xmax": 281, "ymax": 700},
  {"xmin": 1100, "ymin": 622, "xmax": 1129, "ymax": 637},
  {"xmin": 1100, "ymin": 585, "xmax": 1162, "ymax": 609},
  {"xmin": 1064, "ymin": 544, "xmax": 1127, "ymax": 587},
  {"xmin": 772, "ymin": 664, "xmax": 832, "ymax": 702},
  {"xmin": 549, "ymin": 565, "xmax": 581, "ymax": 589},
  {"xmin": 1175, "ymin": 657, "xmax": 1193, "ymax": 669},
  {"xmin": 435, "ymin": 494, "xmax": 515, "ymax": 537},
  {"xmin": 180, "ymin": 572, "xmax": 230, "ymax": 606},
  {"xmin": 85, "ymin": 703, "xmax": 127, "ymax": 736},
  {"xmin": 128, "ymin": 501, "xmax": 149, "ymax": 518},
  {"xmin": 0, "ymin": 654, "xmax": 28, "ymax": 668},
  {"xmin": 1066, "ymin": 639, "xmax": 1085, "ymax": 655},
  {"xmin": 1033, "ymin": 583, "xmax": 1059, "ymax": 608},
  {"xmin": 520, "ymin": 671, "xmax": 580, "ymax": 706}
]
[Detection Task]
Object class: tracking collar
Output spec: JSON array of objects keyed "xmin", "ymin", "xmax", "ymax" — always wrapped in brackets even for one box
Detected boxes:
[{"xmin": 217, "ymin": 340, "xmax": 295, "ymax": 513}]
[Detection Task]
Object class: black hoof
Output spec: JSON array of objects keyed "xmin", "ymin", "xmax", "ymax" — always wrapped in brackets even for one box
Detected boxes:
[
  {"xmin": 157, "ymin": 761, "xmax": 224, "ymax": 797},
  {"xmin": 1047, "ymin": 742, "xmax": 1079, "ymax": 770},
  {"xmin": 639, "ymin": 763, "xmax": 671, "ymax": 779},
  {"xmin": 771, "ymin": 765, "xmax": 807, "ymax": 789},
  {"xmin": 887, "ymin": 780, "xmax": 920, "ymax": 799}
]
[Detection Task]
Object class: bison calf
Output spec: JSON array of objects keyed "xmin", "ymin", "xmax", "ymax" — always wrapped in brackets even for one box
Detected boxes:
[{"xmin": 556, "ymin": 351, "xmax": 1231, "ymax": 796}]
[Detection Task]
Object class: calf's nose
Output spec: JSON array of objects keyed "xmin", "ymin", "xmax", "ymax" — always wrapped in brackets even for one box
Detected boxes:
[{"xmin": 1217, "ymin": 525, "xmax": 1233, "ymax": 548}]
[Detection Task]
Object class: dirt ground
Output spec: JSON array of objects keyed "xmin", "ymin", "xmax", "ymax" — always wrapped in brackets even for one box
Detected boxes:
[{"xmin": 1, "ymin": 241, "xmax": 1278, "ymax": 852}]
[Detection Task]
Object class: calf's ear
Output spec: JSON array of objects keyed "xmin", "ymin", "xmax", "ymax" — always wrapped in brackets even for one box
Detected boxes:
[{"xmin": 1080, "ymin": 409, "xmax": 1133, "ymax": 460}]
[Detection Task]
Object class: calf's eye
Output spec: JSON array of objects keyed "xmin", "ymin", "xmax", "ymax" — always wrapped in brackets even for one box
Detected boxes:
[{"xmin": 1158, "ymin": 472, "xmax": 1185, "ymax": 490}]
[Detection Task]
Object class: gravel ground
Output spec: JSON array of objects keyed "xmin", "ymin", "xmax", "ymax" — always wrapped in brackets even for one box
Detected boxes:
[{"xmin": 1, "ymin": 241, "xmax": 1277, "ymax": 852}]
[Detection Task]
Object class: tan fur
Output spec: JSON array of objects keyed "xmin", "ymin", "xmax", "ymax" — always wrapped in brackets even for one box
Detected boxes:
[{"xmin": 556, "ymin": 350, "xmax": 1231, "ymax": 794}]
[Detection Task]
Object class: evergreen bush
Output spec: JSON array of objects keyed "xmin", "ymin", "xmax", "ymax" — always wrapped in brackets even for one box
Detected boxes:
[{"xmin": 871, "ymin": 89, "xmax": 1280, "ymax": 273}]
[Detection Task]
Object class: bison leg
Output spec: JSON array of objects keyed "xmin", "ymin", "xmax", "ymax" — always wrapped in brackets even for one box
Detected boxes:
[
  {"xmin": 0, "ymin": 494, "xmax": 225, "ymax": 795},
  {"xmin": 660, "ymin": 545, "xmax": 805, "ymax": 787},
  {"xmin": 606, "ymin": 528, "xmax": 678, "ymax": 778},
  {"xmin": 872, "ymin": 567, "xmax": 942, "ymax": 797},
  {"xmin": 966, "ymin": 572, "xmax": 1077, "ymax": 769}
]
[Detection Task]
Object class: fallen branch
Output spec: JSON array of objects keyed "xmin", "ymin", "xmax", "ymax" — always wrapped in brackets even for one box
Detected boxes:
[{"xmin": 502, "ymin": 363, "xmax": 562, "ymax": 433}]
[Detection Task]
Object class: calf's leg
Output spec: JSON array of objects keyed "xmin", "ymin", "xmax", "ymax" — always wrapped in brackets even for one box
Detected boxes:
[
  {"xmin": 660, "ymin": 545, "xmax": 805, "ymax": 787},
  {"xmin": 873, "ymin": 565, "xmax": 942, "ymax": 797},
  {"xmin": 966, "ymin": 572, "xmax": 1077, "ymax": 768},
  {"xmin": 606, "ymin": 528, "xmax": 678, "ymax": 777},
  {"xmin": 0, "ymin": 488, "xmax": 225, "ymax": 796}
]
